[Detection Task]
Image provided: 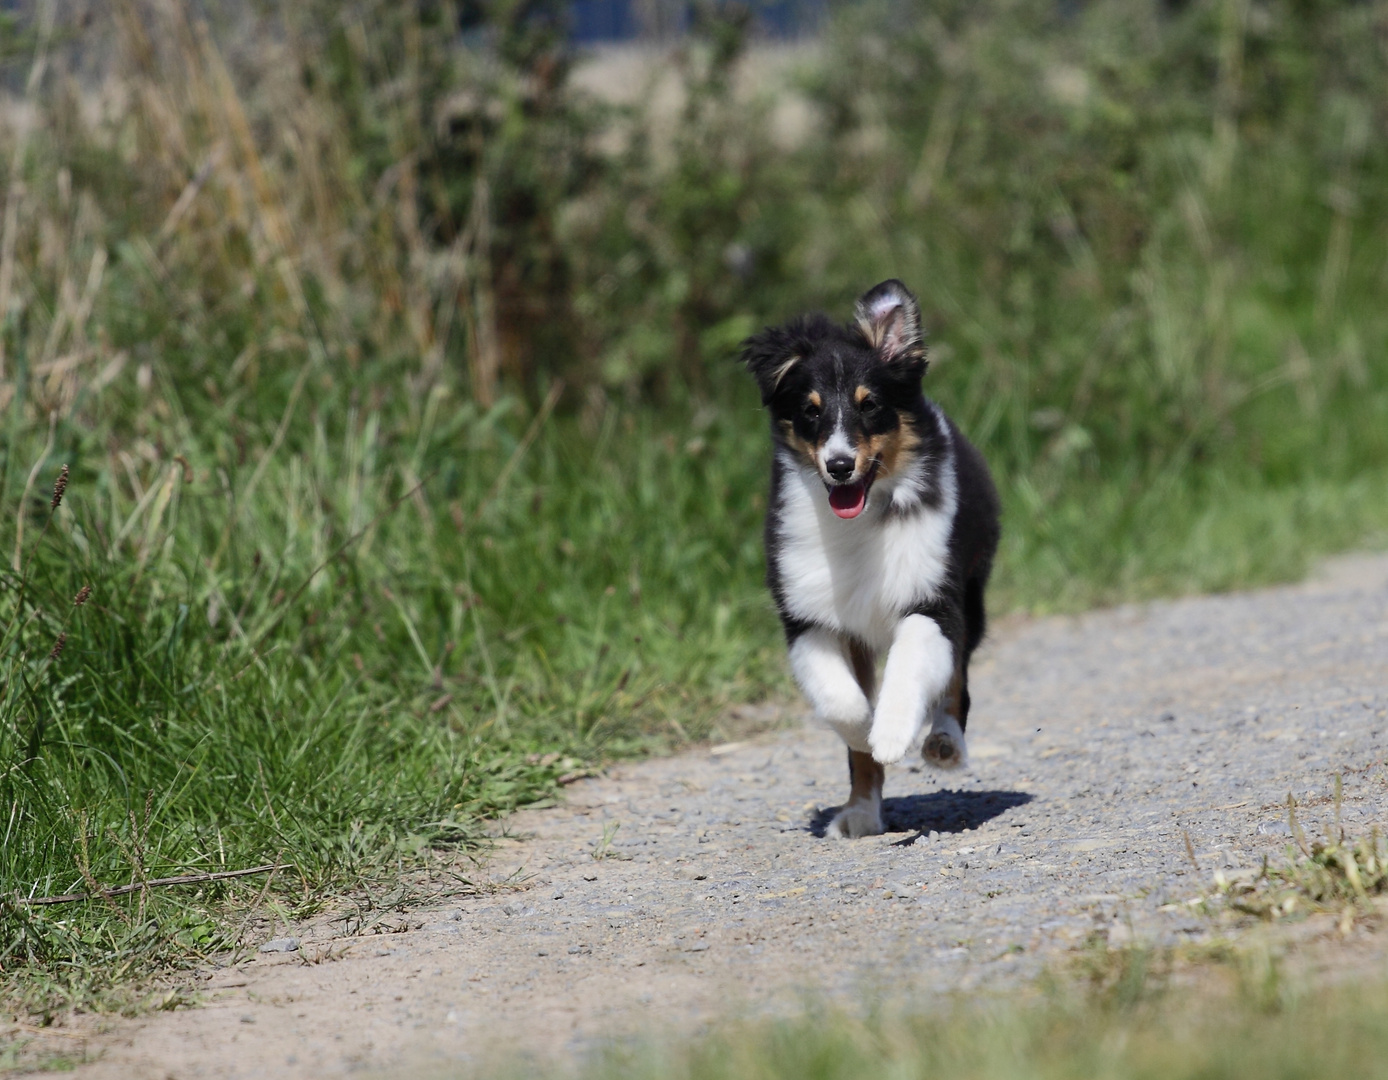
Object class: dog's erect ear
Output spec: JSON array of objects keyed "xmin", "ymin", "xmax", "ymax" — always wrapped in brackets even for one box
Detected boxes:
[
  {"xmin": 854, "ymin": 279, "xmax": 925, "ymax": 374},
  {"xmin": 739, "ymin": 325, "xmax": 803, "ymax": 405}
]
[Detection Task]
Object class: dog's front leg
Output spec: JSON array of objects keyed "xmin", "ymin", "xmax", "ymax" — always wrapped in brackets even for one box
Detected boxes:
[
  {"xmin": 788, "ymin": 628, "xmax": 884, "ymax": 839},
  {"xmin": 868, "ymin": 614, "xmax": 954, "ymax": 765},
  {"xmin": 787, "ymin": 627, "xmax": 872, "ymax": 751}
]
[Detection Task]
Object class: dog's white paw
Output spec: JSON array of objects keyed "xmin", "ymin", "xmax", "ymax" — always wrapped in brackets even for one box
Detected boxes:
[
  {"xmin": 826, "ymin": 802, "xmax": 884, "ymax": 839},
  {"xmin": 922, "ymin": 729, "xmax": 967, "ymax": 769},
  {"xmin": 868, "ymin": 717, "xmax": 915, "ymax": 765}
]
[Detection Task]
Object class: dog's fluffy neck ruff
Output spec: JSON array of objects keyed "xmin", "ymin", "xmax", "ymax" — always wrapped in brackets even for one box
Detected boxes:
[{"xmin": 772, "ymin": 401, "xmax": 959, "ymax": 653}]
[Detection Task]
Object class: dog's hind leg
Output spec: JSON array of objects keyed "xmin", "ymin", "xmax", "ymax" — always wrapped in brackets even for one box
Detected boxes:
[
  {"xmin": 924, "ymin": 577, "xmax": 985, "ymax": 769},
  {"xmin": 827, "ymin": 640, "xmax": 884, "ymax": 839},
  {"xmin": 922, "ymin": 668, "xmax": 968, "ymax": 769}
]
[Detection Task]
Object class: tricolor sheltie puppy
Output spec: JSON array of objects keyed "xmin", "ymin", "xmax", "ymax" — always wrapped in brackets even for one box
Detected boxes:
[{"xmin": 741, "ymin": 280, "xmax": 1000, "ymax": 839}]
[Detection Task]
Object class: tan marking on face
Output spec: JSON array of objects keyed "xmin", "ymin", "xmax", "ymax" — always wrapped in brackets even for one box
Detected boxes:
[
  {"xmin": 778, "ymin": 418, "xmax": 818, "ymax": 468},
  {"xmin": 808, "ymin": 390, "xmax": 822, "ymax": 408},
  {"xmin": 854, "ymin": 385, "xmax": 871, "ymax": 404},
  {"xmin": 862, "ymin": 416, "xmax": 921, "ymax": 477}
]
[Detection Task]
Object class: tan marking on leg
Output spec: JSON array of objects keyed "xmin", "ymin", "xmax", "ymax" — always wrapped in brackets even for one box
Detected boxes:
[
  {"xmin": 847, "ymin": 749, "xmax": 884, "ymax": 807},
  {"xmin": 922, "ymin": 662, "xmax": 967, "ymax": 769},
  {"xmin": 847, "ymin": 639, "xmax": 876, "ymax": 699},
  {"xmin": 944, "ymin": 668, "xmax": 963, "ymax": 724}
]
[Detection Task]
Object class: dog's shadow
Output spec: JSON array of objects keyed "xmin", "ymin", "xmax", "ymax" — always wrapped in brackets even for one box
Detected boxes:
[{"xmin": 808, "ymin": 788, "xmax": 1033, "ymax": 840}]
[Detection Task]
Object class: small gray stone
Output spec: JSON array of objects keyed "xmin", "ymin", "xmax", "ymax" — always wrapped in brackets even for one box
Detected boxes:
[{"xmin": 258, "ymin": 937, "xmax": 300, "ymax": 954}]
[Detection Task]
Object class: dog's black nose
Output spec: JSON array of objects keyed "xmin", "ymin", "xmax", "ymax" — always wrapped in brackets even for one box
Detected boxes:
[{"xmin": 826, "ymin": 455, "xmax": 855, "ymax": 482}]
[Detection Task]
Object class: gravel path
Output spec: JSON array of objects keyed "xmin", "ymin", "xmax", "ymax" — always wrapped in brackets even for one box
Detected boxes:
[{"xmin": 41, "ymin": 556, "xmax": 1388, "ymax": 1079}]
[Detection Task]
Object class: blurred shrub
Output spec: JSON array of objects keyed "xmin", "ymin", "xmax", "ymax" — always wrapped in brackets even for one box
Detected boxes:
[
  {"xmin": 0, "ymin": 0, "xmax": 604, "ymax": 426},
  {"xmin": 4, "ymin": 0, "xmax": 1386, "ymax": 468},
  {"xmin": 791, "ymin": 0, "xmax": 1388, "ymax": 486},
  {"xmin": 563, "ymin": 0, "xmax": 801, "ymax": 396}
]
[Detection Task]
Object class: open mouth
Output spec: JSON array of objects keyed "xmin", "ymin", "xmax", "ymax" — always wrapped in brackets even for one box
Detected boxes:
[{"xmin": 825, "ymin": 461, "xmax": 879, "ymax": 520}]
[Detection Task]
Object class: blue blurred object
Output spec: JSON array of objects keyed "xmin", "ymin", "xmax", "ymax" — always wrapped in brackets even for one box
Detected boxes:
[
  {"xmin": 571, "ymin": 0, "xmax": 641, "ymax": 41},
  {"xmin": 569, "ymin": 0, "xmax": 827, "ymax": 42}
]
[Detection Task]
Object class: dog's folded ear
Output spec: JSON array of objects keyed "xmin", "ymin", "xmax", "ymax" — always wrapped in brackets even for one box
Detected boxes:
[
  {"xmin": 854, "ymin": 280, "xmax": 926, "ymax": 375},
  {"xmin": 740, "ymin": 323, "xmax": 808, "ymax": 405}
]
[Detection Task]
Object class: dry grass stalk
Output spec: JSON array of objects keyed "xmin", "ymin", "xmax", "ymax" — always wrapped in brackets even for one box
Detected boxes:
[{"xmin": 14, "ymin": 864, "xmax": 293, "ymax": 907}]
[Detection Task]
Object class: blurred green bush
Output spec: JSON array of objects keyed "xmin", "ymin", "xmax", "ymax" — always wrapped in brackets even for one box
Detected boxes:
[{"xmin": 4, "ymin": 0, "xmax": 1386, "ymax": 470}]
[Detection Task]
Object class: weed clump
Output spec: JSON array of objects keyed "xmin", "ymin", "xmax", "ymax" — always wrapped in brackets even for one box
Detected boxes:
[{"xmin": 1214, "ymin": 784, "xmax": 1388, "ymax": 925}]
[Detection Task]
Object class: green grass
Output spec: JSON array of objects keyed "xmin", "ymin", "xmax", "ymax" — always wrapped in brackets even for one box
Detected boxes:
[
  {"xmin": 0, "ymin": 398, "xmax": 788, "ymax": 1010},
  {"xmin": 519, "ymin": 962, "xmax": 1388, "ymax": 1080},
  {"xmin": 2, "ymin": 0, "xmax": 1388, "ymax": 1032}
]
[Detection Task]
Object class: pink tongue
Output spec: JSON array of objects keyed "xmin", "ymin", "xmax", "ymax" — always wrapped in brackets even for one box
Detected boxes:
[{"xmin": 828, "ymin": 482, "xmax": 867, "ymax": 519}]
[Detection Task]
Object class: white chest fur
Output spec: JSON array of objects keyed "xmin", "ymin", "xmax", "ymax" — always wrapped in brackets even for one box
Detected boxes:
[{"xmin": 774, "ymin": 441, "xmax": 958, "ymax": 652}]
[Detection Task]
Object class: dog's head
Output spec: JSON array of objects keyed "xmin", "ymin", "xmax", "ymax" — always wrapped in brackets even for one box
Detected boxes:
[{"xmin": 741, "ymin": 280, "xmax": 927, "ymax": 520}]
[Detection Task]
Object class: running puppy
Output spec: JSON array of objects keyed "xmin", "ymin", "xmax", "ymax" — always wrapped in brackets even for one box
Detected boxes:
[{"xmin": 741, "ymin": 280, "xmax": 1000, "ymax": 839}]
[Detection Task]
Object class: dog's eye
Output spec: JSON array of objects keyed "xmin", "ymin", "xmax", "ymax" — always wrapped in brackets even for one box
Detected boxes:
[
  {"xmin": 803, "ymin": 401, "xmax": 821, "ymax": 421},
  {"xmin": 859, "ymin": 395, "xmax": 878, "ymax": 414}
]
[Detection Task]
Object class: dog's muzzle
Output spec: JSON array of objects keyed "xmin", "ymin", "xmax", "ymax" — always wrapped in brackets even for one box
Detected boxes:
[{"xmin": 825, "ymin": 460, "xmax": 879, "ymax": 519}]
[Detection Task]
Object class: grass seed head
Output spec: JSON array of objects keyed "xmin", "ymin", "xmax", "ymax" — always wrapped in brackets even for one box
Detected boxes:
[
  {"xmin": 50, "ymin": 464, "xmax": 69, "ymax": 510},
  {"xmin": 49, "ymin": 632, "xmax": 67, "ymax": 661},
  {"xmin": 74, "ymin": 584, "xmax": 92, "ymax": 605}
]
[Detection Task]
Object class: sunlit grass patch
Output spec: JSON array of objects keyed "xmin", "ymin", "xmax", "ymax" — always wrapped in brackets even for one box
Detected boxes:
[{"xmin": 502, "ymin": 967, "xmax": 1388, "ymax": 1080}]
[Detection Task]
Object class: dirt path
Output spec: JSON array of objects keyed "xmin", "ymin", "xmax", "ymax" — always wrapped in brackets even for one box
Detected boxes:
[{"xmin": 29, "ymin": 556, "xmax": 1388, "ymax": 1078}]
